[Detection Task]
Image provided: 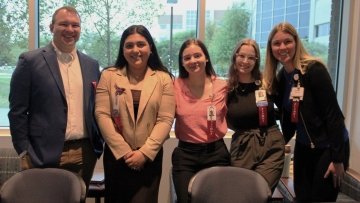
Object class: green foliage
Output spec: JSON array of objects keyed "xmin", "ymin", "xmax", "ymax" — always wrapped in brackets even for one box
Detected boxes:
[
  {"xmin": 204, "ymin": 21, "xmax": 216, "ymax": 43},
  {"xmin": 258, "ymin": 40, "xmax": 329, "ymax": 73},
  {"xmin": 0, "ymin": 0, "xmax": 166, "ymax": 112},
  {"xmin": 0, "ymin": 0, "xmax": 28, "ymax": 66},
  {"xmin": 0, "ymin": 5, "xmax": 12, "ymax": 63},
  {"xmin": 38, "ymin": 1, "xmax": 62, "ymax": 47},
  {"xmin": 79, "ymin": 31, "xmax": 120, "ymax": 67},
  {"xmin": 259, "ymin": 48, "xmax": 266, "ymax": 72},
  {"xmin": 302, "ymin": 40, "xmax": 328, "ymax": 64},
  {"xmin": 0, "ymin": 0, "xmax": 332, "ymax": 111},
  {"xmin": 77, "ymin": 0, "xmax": 164, "ymax": 67},
  {"xmin": 207, "ymin": 3, "xmax": 250, "ymax": 76},
  {"xmin": 0, "ymin": 0, "xmax": 27, "ymax": 108},
  {"xmin": 156, "ymin": 30, "xmax": 196, "ymax": 76},
  {"xmin": 38, "ymin": 0, "xmax": 165, "ymax": 67},
  {"xmin": 1, "ymin": 0, "xmax": 28, "ymax": 42},
  {"xmin": 0, "ymin": 74, "xmax": 11, "ymax": 107}
]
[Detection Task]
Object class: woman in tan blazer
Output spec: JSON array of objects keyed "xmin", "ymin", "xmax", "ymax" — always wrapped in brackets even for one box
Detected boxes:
[{"xmin": 95, "ymin": 25, "xmax": 175, "ymax": 203}]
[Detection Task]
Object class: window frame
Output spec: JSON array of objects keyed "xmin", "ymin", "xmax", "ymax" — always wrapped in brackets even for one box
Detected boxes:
[{"xmin": 0, "ymin": 0, "xmax": 346, "ymax": 128}]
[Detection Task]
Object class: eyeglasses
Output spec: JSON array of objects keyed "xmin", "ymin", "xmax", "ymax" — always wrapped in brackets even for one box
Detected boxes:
[{"xmin": 236, "ymin": 54, "xmax": 257, "ymax": 63}]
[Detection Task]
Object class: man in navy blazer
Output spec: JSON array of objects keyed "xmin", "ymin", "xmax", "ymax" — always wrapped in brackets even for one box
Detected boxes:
[{"xmin": 8, "ymin": 6, "xmax": 103, "ymax": 189}]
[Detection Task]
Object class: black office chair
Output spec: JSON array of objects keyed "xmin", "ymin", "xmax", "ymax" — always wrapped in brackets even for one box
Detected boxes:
[
  {"xmin": 0, "ymin": 168, "xmax": 86, "ymax": 203},
  {"xmin": 188, "ymin": 166, "xmax": 271, "ymax": 203}
]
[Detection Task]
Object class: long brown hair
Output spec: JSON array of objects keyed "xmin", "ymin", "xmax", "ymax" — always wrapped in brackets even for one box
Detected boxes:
[{"xmin": 227, "ymin": 38, "xmax": 261, "ymax": 92}]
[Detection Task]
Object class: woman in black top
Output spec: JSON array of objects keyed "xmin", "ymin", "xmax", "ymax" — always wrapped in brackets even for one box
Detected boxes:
[
  {"xmin": 226, "ymin": 38, "xmax": 285, "ymax": 192},
  {"xmin": 263, "ymin": 22, "xmax": 349, "ymax": 202}
]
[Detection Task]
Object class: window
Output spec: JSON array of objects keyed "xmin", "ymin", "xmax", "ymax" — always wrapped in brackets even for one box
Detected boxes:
[
  {"xmin": 273, "ymin": 15, "xmax": 285, "ymax": 25},
  {"xmin": 300, "ymin": 1, "xmax": 310, "ymax": 10},
  {"xmin": 0, "ymin": 0, "xmax": 345, "ymax": 127},
  {"xmin": 274, "ymin": 0, "xmax": 285, "ymax": 9},
  {"xmin": 261, "ymin": 18, "xmax": 272, "ymax": 31},
  {"xmin": 204, "ymin": 0, "xmax": 341, "ymax": 88},
  {"xmin": 299, "ymin": 11, "xmax": 310, "ymax": 27},
  {"xmin": 0, "ymin": 1, "xmax": 28, "ymax": 126},
  {"xmin": 285, "ymin": 13, "xmax": 298, "ymax": 27},
  {"xmin": 315, "ymin": 23, "xmax": 330, "ymax": 37},
  {"xmin": 159, "ymin": 15, "xmax": 183, "ymax": 30},
  {"xmin": 298, "ymin": 27, "xmax": 309, "ymax": 39},
  {"xmin": 286, "ymin": 0, "xmax": 299, "ymax": 6},
  {"xmin": 186, "ymin": 10, "xmax": 197, "ymax": 30},
  {"xmin": 39, "ymin": 0, "xmax": 196, "ymax": 70},
  {"xmin": 204, "ymin": 1, "xmax": 253, "ymax": 76},
  {"xmin": 0, "ymin": 0, "xmax": 197, "ymax": 127},
  {"xmin": 38, "ymin": 0, "xmax": 197, "ymax": 76}
]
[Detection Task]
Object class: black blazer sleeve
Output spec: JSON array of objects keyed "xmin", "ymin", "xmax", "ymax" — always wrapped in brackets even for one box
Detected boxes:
[{"xmin": 306, "ymin": 62, "xmax": 346, "ymax": 163}]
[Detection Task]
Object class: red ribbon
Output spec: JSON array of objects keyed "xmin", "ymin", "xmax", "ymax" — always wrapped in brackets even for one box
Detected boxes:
[
  {"xmin": 112, "ymin": 110, "xmax": 123, "ymax": 133},
  {"xmin": 258, "ymin": 105, "xmax": 268, "ymax": 127},
  {"xmin": 291, "ymin": 100, "xmax": 299, "ymax": 123},
  {"xmin": 256, "ymin": 101, "xmax": 268, "ymax": 127},
  {"xmin": 207, "ymin": 120, "xmax": 216, "ymax": 137}
]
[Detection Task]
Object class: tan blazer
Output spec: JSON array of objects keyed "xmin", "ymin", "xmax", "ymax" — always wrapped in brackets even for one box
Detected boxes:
[{"xmin": 95, "ymin": 67, "xmax": 175, "ymax": 160}]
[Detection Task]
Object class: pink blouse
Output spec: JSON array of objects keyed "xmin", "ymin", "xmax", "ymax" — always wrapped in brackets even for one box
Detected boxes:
[{"xmin": 174, "ymin": 77, "xmax": 228, "ymax": 143}]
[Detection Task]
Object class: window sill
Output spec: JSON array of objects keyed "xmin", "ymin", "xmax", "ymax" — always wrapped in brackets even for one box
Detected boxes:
[{"xmin": 0, "ymin": 128, "xmax": 10, "ymax": 136}]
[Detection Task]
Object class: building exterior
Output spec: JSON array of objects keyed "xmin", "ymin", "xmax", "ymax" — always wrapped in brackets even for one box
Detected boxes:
[{"xmin": 156, "ymin": 0, "xmax": 330, "ymax": 47}]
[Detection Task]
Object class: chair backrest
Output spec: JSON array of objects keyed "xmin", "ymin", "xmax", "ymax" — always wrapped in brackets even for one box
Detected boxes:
[
  {"xmin": 0, "ymin": 168, "xmax": 86, "ymax": 203},
  {"xmin": 188, "ymin": 166, "xmax": 271, "ymax": 203}
]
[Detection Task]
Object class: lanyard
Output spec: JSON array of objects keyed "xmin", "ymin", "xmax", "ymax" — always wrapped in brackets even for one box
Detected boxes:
[
  {"xmin": 207, "ymin": 81, "xmax": 216, "ymax": 137},
  {"xmin": 289, "ymin": 73, "xmax": 304, "ymax": 123},
  {"xmin": 255, "ymin": 80, "xmax": 268, "ymax": 127}
]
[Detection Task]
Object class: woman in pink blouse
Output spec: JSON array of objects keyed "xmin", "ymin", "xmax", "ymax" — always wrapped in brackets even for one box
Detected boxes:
[{"xmin": 172, "ymin": 39, "xmax": 230, "ymax": 203}]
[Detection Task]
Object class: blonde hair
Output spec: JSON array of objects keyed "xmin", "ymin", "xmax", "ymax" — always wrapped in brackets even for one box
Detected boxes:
[{"xmin": 263, "ymin": 22, "xmax": 324, "ymax": 94}]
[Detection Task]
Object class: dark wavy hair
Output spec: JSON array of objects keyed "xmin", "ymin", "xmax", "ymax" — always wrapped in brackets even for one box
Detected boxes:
[
  {"xmin": 177, "ymin": 39, "xmax": 216, "ymax": 78},
  {"xmin": 114, "ymin": 25, "xmax": 170, "ymax": 75}
]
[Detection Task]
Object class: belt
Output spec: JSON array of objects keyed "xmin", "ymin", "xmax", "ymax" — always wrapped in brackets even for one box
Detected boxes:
[
  {"xmin": 64, "ymin": 138, "xmax": 89, "ymax": 144},
  {"xmin": 178, "ymin": 139, "xmax": 225, "ymax": 151},
  {"xmin": 232, "ymin": 125, "xmax": 280, "ymax": 146}
]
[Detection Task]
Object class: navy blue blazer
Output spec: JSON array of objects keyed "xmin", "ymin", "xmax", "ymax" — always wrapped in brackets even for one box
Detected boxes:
[{"xmin": 8, "ymin": 43, "xmax": 103, "ymax": 167}]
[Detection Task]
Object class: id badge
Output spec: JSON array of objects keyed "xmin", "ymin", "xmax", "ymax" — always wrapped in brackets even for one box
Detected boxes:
[
  {"xmin": 255, "ymin": 90, "xmax": 268, "ymax": 127},
  {"xmin": 255, "ymin": 90, "xmax": 267, "ymax": 103},
  {"xmin": 207, "ymin": 105, "xmax": 216, "ymax": 137},
  {"xmin": 290, "ymin": 87, "xmax": 304, "ymax": 100}
]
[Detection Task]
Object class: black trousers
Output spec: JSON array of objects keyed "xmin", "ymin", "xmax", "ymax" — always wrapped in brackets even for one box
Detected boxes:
[
  {"xmin": 293, "ymin": 142, "xmax": 340, "ymax": 202},
  {"xmin": 103, "ymin": 145, "xmax": 163, "ymax": 203},
  {"xmin": 172, "ymin": 139, "xmax": 230, "ymax": 203}
]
